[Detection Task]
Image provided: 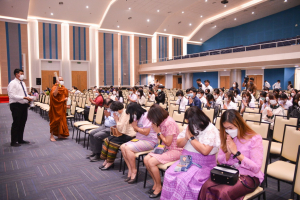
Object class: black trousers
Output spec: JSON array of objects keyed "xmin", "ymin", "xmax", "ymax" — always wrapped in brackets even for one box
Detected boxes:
[{"xmin": 10, "ymin": 103, "xmax": 29, "ymax": 144}]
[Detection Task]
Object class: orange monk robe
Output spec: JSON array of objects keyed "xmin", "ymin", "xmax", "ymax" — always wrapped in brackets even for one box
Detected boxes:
[{"xmin": 49, "ymin": 84, "xmax": 69, "ymax": 137}]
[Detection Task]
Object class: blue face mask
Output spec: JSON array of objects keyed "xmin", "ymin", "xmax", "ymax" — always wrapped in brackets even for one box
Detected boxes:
[
  {"xmin": 187, "ymin": 93, "xmax": 194, "ymax": 97},
  {"xmin": 158, "ymin": 89, "xmax": 161, "ymax": 92}
]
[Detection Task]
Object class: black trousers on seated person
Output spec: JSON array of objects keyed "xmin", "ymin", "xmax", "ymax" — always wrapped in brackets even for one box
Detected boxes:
[{"xmin": 10, "ymin": 103, "xmax": 29, "ymax": 144}]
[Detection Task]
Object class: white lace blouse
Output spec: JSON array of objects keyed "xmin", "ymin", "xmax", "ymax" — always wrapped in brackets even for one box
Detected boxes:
[{"xmin": 177, "ymin": 123, "xmax": 220, "ymax": 155}]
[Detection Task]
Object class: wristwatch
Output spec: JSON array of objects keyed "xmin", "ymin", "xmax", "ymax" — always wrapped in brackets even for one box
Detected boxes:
[
  {"xmin": 233, "ymin": 151, "xmax": 241, "ymax": 159},
  {"xmin": 157, "ymin": 132, "xmax": 161, "ymax": 137},
  {"xmin": 189, "ymin": 136, "xmax": 195, "ymax": 142}
]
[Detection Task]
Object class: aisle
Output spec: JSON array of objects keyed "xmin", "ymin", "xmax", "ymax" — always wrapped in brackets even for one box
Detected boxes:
[{"xmin": 0, "ymin": 104, "xmax": 154, "ymax": 200}]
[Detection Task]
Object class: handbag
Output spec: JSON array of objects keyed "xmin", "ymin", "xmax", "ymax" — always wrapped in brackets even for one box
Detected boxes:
[
  {"xmin": 110, "ymin": 126, "xmax": 122, "ymax": 137},
  {"xmin": 210, "ymin": 164, "xmax": 239, "ymax": 185}
]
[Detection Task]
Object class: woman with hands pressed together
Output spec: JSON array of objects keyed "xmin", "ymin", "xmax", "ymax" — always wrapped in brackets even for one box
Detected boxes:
[
  {"xmin": 120, "ymin": 103, "xmax": 158, "ymax": 184},
  {"xmin": 144, "ymin": 104, "xmax": 183, "ymax": 198},
  {"xmin": 161, "ymin": 107, "xmax": 220, "ymax": 200},
  {"xmin": 199, "ymin": 109, "xmax": 264, "ymax": 200},
  {"xmin": 262, "ymin": 93, "xmax": 283, "ymax": 129}
]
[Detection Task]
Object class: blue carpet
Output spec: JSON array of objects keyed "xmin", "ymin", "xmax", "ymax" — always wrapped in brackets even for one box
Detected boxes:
[{"xmin": 0, "ymin": 103, "xmax": 294, "ymax": 200}]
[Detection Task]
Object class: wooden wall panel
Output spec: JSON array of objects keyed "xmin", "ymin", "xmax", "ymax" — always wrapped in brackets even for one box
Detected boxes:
[
  {"xmin": 98, "ymin": 32, "xmax": 104, "ymax": 86},
  {"xmin": 147, "ymin": 38, "xmax": 152, "ymax": 63},
  {"xmin": 0, "ymin": 21, "xmax": 8, "ymax": 93},
  {"xmin": 154, "ymin": 75, "xmax": 165, "ymax": 86},
  {"xmin": 134, "ymin": 36, "xmax": 139, "ymax": 86},
  {"xmin": 41, "ymin": 70, "xmax": 59, "ymax": 90},
  {"xmin": 38, "ymin": 22, "xmax": 43, "ymax": 59},
  {"xmin": 173, "ymin": 75, "xmax": 182, "ymax": 89},
  {"xmin": 113, "ymin": 34, "xmax": 118, "ymax": 86},
  {"xmin": 220, "ymin": 76, "xmax": 230, "ymax": 89},
  {"xmin": 57, "ymin": 24, "xmax": 62, "ymax": 59},
  {"xmin": 72, "ymin": 71, "xmax": 87, "ymax": 92},
  {"xmin": 69, "ymin": 26, "xmax": 73, "ymax": 60},
  {"xmin": 85, "ymin": 28, "xmax": 89, "ymax": 61},
  {"xmin": 21, "ymin": 24, "xmax": 29, "ymax": 86}
]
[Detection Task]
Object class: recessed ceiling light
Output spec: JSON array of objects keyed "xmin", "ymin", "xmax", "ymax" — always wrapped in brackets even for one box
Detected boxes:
[
  {"xmin": 164, "ymin": 29, "xmax": 166, "ymax": 31},
  {"xmin": 295, "ymin": 65, "xmax": 299, "ymax": 68},
  {"xmin": 252, "ymin": 12, "xmax": 255, "ymax": 14},
  {"xmin": 205, "ymin": 0, "xmax": 208, "ymax": 2},
  {"xmin": 213, "ymin": 25, "xmax": 217, "ymax": 28},
  {"xmin": 51, "ymin": 13, "xmax": 53, "ymax": 15},
  {"xmin": 234, "ymin": 18, "xmax": 237, "ymax": 20},
  {"xmin": 182, "ymin": 11, "xmax": 184, "ymax": 14},
  {"xmin": 117, "ymin": 25, "xmax": 119, "ymax": 28},
  {"xmin": 157, "ymin": 10, "xmax": 159, "ymax": 12},
  {"xmin": 165, "ymin": 73, "xmax": 168, "ymax": 74},
  {"xmin": 86, "ymin": 6, "xmax": 89, "ymax": 8},
  {"xmin": 224, "ymin": 69, "xmax": 227, "ymax": 71},
  {"xmin": 224, "ymin": 5, "xmax": 226, "ymax": 7},
  {"xmin": 147, "ymin": 19, "xmax": 150, "ymax": 22},
  {"xmin": 200, "ymin": 15, "xmax": 203, "ymax": 18},
  {"xmin": 200, "ymin": 38, "xmax": 202, "ymax": 41},
  {"xmin": 129, "ymin": 7, "xmax": 131, "ymax": 10},
  {"xmin": 204, "ymin": 71, "xmax": 207, "ymax": 72},
  {"xmin": 262, "ymin": 67, "xmax": 265, "ymax": 69},
  {"xmin": 284, "ymin": 0, "xmax": 287, "ymax": 2},
  {"xmin": 189, "ymin": 23, "xmax": 192, "ymax": 26}
]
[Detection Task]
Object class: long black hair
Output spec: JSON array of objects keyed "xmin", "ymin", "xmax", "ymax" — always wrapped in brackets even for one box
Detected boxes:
[
  {"xmin": 184, "ymin": 107, "xmax": 210, "ymax": 136},
  {"xmin": 126, "ymin": 103, "xmax": 147, "ymax": 124}
]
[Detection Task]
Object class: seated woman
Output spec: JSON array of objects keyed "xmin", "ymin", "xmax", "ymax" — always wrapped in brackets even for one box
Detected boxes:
[
  {"xmin": 118, "ymin": 90, "xmax": 124, "ymax": 103},
  {"xmin": 288, "ymin": 93, "xmax": 300, "ymax": 127},
  {"xmin": 262, "ymin": 93, "xmax": 284, "ymax": 129},
  {"xmin": 223, "ymin": 91, "xmax": 238, "ymax": 110},
  {"xmin": 144, "ymin": 104, "xmax": 183, "ymax": 198},
  {"xmin": 288, "ymin": 89, "xmax": 297, "ymax": 103},
  {"xmin": 240, "ymin": 91, "xmax": 256, "ymax": 114},
  {"xmin": 120, "ymin": 104, "xmax": 157, "ymax": 183},
  {"xmin": 128, "ymin": 87, "xmax": 138, "ymax": 103},
  {"xmin": 199, "ymin": 109, "xmax": 264, "ymax": 200},
  {"xmin": 109, "ymin": 89, "xmax": 118, "ymax": 101},
  {"xmin": 204, "ymin": 93, "xmax": 219, "ymax": 120},
  {"xmin": 89, "ymin": 89, "xmax": 104, "ymax": 112},
  {"xmin": 234, "ymin": 89, "xmax": 242, "ymax": 102},
  {"xmin": 99, "ymin": 101, "xmax": 136, "ymax": 170},
  {"xmin": 279, "ymin": 93, "xmax": 292, "ymax": 110},
  {"xmin": 229, "ymin": 82, "xmax": 240, "ymax": 95},
  {"xmin": 137, "ymin": 89, "xmax": 146, "ymax": 105},
  {"xmin": 259, "ymin": 91, "xmax": 268, "ymax": 113},
  {"xmin": 161, "ymin": 107, "xmax": 220, "ymax": 200},
  {"xmin": 176, "ymin": 90, "xmax": 188, "ymax": 112},
  {"xmin": 148, "ymin": 90, "xmax": 156, "ymax": 102}
]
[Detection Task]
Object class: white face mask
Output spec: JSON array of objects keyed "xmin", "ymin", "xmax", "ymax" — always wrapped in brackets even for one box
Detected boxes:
[
  {"xmin": 196, "ymin": 94, "xmax": 201, "ymax": 98},
  {"xmin": 107, "ymin": 108, "xmax": 111, "ymax": 112},
  {"xmin": 95, "ymin": 93, "xmax": 99, "ymax": 97},
  {"xmin": 233, "ymin": 84, "xmax": 236, "ymax": 87},
  {"xmin": 113, "ymin": 91, "xmax": 116, "ymax": 95},
  {"xmin": 178, "ymin": 96, "xmax": 182, "ymax": 100},
  {"xmin": 213, "ymin": 95, "xmax": 218, "ymax": 99},
  {"xmin": 225, "ymin": 129, "xmax": 238, "ymax": 138},
  {"xmin": 59, "ymin": 81, "xmax": 64, "ymax": 85},
  {"xmin": 224, "ymin": 97, "xmax": 228, "ymax": 102},
  {"xmin": 158, "ymin": 89, "xmax": 161, "ymax": 92},
  {"xmin": 270, "ymin": 99, "xmax": 277, "ymax": 105},
  {"xmin": 291, "ymin": 93, "xmax": 295, "ymax": 97},
  {"xmin": 298, "ymin": 101, "xmax": 300, "ymax": 107},
  {"xmin": 266, "ymin": 97, "xmax": 269, "ymax": 102},
  {"xmin": 129, "ymin": 91, "xmax": 133, "ymax": 94},
  {"xmin": 19, "ymin": 74, "xmax": 24, "ymax": 81}
]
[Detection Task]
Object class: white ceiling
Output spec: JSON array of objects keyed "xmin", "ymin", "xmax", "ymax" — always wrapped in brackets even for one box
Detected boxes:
[{"xmin": 0, "ymin": 0, "xmax": 299, "ymax": 42}]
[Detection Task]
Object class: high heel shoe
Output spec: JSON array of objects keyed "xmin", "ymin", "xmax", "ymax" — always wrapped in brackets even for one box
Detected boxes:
[
  {"xmin": 146, "ymin": 188, "xmax": 154, "ymax": 194},
  {"xmin": 101, "ymin": 163, "xmax": 114, "ymax": 170},
  {"xmin": 99, "ymin": 164, "xmax": 105, "ymax": 169},
  {"xmin": 127, "ymin": 175, "xmax": 137, "ymax": 184},
  {"xmin": 124, "ymin": 177, "xmax": 131, "ymax": 182},
  {"xmin": 149, "ymin": 191, "xmax": 161, "ymax": 198}
]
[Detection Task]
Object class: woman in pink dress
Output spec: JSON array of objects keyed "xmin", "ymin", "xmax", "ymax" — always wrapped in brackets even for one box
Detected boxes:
[
  {"xmin": 199, "ymin": 109, "xmax": 264, "ymax": 200},
  {"xmin": 144, "ymin": 104, "xmax": 183, "ymax": 198}
]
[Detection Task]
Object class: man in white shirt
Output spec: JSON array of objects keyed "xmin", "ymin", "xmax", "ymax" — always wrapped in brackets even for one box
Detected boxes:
[
  {"xmin": 128, "ymin": 88, "xmax": 137, "ymax": 103},
  {"xmin": 7, "ymin": 69, "xmax": 32, "ymax": 147},
  {"xmin": 264, "ymin": 80, "xmax": 271, "ymax": 89},
  {"xmin": 197, "ymin": 90, "xmax": 207, "ymax": 105},
  {"xmin": 203, "ymin": 80, "xmax": 214, "ymax": 94},
  {"xmin": 272, "ymin": 80, "xmax": 281, "ymax": 89},
  {"xmin": 279, "ymin": 93, "xmax": 292, "ymax": 110},
  {"xmin": 196, "ymin": 78, "xmax": 205, "ymax": 91},
  {"xmin": 213, "ymin": 89, "xmax": 223, "ymax": 108},
  {"xmin": 176, "ymin": 90, "xmax": 188, "ymax": 112}
]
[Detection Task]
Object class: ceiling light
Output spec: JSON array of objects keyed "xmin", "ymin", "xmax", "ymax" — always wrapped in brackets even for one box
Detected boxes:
[
  {"xmin": 200, "ymin": 15, "xmax": 203, "ymax": 18},
  {"xmin": 129, "ymin": 7, "xmax": 131, "ymax": 10},
  {"xmin": 157, "ymin": 10, "xmax": 159, "ymax": 12},
  {"xmin": 189, "ymin": 23, "xmax": 192, "ymax": 26},
  {"xmin": 204, "ymin": 71, "xmax": 207, "ymax": 72},
  {"xmin": 51, "ymin": 13, "xmax": 53, "ymax": 15},
  {"xmin": 262, "ymin": 67, "xmax": 265, "ymax": 69},
  {"xmin": 213, "ymin": 25, "xmax": 217, "ymax": 28},
  {"xmin": 117, "ymin": 25, "xmax": 119, "ymax": 28},
  {"xmin": 182, "ymin": 11, "xmax": 184, "ymax": 14},
  {"xmin": 147, "ymin": 19, "xmax": 150, "ymax": 22},
  {"xmin": 252, "ymin": 12, "xmax": 255, "ymax": 14},
  {"xmin": 224, "ymin": 69, "xmax": 227, "ymax": 71},
  {"xmin": 295, "ymin": 65, "xmax": 299, "ymax": 68},
  {"xmin": 284, "ymin": 0, "xmax": 287, "ymax": 2},
  {"xmin": 165, "ymin": 73, "xmax": 168, "ymax": 74},
  {"xmin": 234, "ymin": 18, "xmax": 237, "ymax": 20},
  {"xmin": 224, "ymin": 5, "xmax": 226, "ymax": 7},
  {"xmin": 164, "ymin": 29, "xmax": 166, "ymax": 31},
  {"xmin": 86, "ymin": 6, "xmax": 89, "ymax": 8},
  {"xmin": 205, "ymin": 0, "xmax": 208, "ymax": 2},
  {"xmin": 200, "ymin": 38, "xmax": 202, "ymax": 41}
]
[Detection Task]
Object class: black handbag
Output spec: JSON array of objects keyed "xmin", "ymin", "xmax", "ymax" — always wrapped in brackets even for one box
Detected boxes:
[{"xmin": 210, "ymin": 164, "xmax": 239, "ymax": 185}]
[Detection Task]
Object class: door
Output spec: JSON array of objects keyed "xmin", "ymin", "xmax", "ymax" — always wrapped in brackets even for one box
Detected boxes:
[
  {"xmin": 72, "ymin": 71, "xmax": 87, "ymax": 92},
  {"xmin": 154, "ymin": 75, "xmax": 165, "ymax": 87},
  {"xmin": 220, "ymin": 76, "xmax": 230, "ymax": 89},
  {"xmin": 41, "ymin": 70, "xmax": 59, "ymax": 91},
  {"xmin": 248, "ymin": 75, "xmax": 263, "ymax": 90},
  {"xmin": 173, "ymin": 75, "xmax": 182, "ymax": 89}
]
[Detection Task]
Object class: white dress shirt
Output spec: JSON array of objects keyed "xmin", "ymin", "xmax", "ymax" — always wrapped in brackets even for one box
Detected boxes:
[
  {"xmin": 129, "ymin": 93, "xmax": 137, "ymax": 102},
  {"xmin": 215, "ymin": 96, "xmax": 223, "ymax": 108},
  {"xmin": 138, "ymin": 96, "xmax": 146, "ymax": 105},
  {"xmin": 225, "ymin": 101, "xmax": 238, "ymax": 110},
  {"xmin": 7, "ymin": 78, "xmax": 29, "ymax": 104},
  {"xmin": 110, "ymin": 95, "xmax": 117, "ymax": 101},
  {"xmin": 280, "ymin": 100, "xmax": 292, "ymax": 110},
  {"xmin": 235, "ymin": 95, "xmax": 242, "ymax": 102},
  {"xmin": 176, "ymin": 97, "xmax": 188, "ymax": 112},
  {"xmin": 200, "ymin": 96, "xmax": 207, "ymax": 105},
  {"xmin": 264, "ymin": 82, "xmax": 271, "ymax": 89},
  {"xmin": 203, "ymin": 85, "xmax": 214, "ymax": 93},
  {"xmin": 272, "ymin": 82, "xmax": 281, "ymax": 89},
  {"xmin": 149, "ymin": 94, "xmax": 155, "ymax": 102}
]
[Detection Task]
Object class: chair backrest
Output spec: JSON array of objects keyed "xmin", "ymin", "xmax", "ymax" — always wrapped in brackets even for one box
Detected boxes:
[
  {"xmin": 159, "ymin": 103, "xmax": 167, "ymax": 109},
  {"xmin": 81, "ymin": 98, "xmax": 86, "ymax": 108},
  {"xmin": 169, "ymin": 104, "xmax": 179, "ymax": 118},
  {"xmin": 44, "ymin": 95, "xmax": 49, "ymax": 104},
  {"xmin": 246, "ymin": 120, "xmax": 270, "ymax": 139},
  {"xmin": 283, "ymin": 109, "xmax": 288, "ymax": 117},
  {"xmin": 173, "ymin": 111, "xmax": 185, "ymax": 123},
  {"xmin": 292, "ymin": 145, "xmax": 300, "ymax": 196},
  {"xmin": 273, "ymin": 116, "xmax": 297, "ymax": 142},
  {"xmin": 144, "ymin": 106, "xmax": 150, "ymax": 111},
  {"xmin": 281, "ymin": 125, "xmax": 300, "ymax": 162},
  {"xmin": 202, "ymin": 107, "xmax": 215, "ymax": 123},
  {"xmin": 245, "ymin": 107, "xmax": 260, "ymax": 113},
  {"xmin": 70, "ymin": 101, "xmax": 76, "ymax": 115},
  {"xmin": 243, "ymin": 112, "xmax": 262, "ymax": 123},
  {"xmin": 95, "ymin": 107, "xmax": 104, "ymax": 124},
  {"xmin": 215, "ymin": 116, "xmax": 221, "ymax": 130},
  {"xmin": 145, "ymin": 101, "xmax": 154, "ymax": 107},
  {"xmin": 88, "ymin": 105, "xmax": 95, "ymax": 122},
  {"xmin": 77, "ymin": 97, "xmax": 82, "ymax": 107},
  {"xmin": 261, "ymin": 139, "xmax": 271, "ymax": 177}
]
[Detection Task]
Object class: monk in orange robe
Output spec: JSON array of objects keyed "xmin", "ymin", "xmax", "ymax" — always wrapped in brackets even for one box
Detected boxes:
[{"xmin": 49, "ymin": 77, "xmax": 69, "ymax": 141}]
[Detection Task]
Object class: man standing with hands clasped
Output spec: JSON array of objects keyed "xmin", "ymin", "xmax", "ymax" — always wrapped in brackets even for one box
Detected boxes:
[{"xmin": 8, "ymin": 69, "xmax": 32, "ymax": 147}]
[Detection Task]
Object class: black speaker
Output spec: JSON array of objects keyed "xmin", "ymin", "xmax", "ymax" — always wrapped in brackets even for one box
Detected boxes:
[
  {"xmin": 178, "ymin": 77, "xmax": 182, "ymax": 84},
  {"xmin": 53, "ymin": 77, "xmax": 56, "ymax": 84},
  {"xmin": 36, "ymin": 78, "xmax": 41, "ymax": 85}
]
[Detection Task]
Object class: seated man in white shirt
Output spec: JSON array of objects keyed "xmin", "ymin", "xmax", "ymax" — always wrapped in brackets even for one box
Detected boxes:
[
  {"xmin": 203, "ymin": 80, "xmax": 214, "ymax": 94},
  {"xmin": 279, "ymin": 93, "xmax": 292, "ymax": 110},
  {"xmin": 176, "ymin": 90, "xmax": 188, "ymax": 112},
  {"xmin": 127, "ymin": 88, "xmax": 137, "ymax": 103},
  {"xmin": 197, "ymin": 90, "xmax": 207, "ymax": 106},
  {"xmin": 213, "ymin": 89, "xmax": 223, "ymax": 108},
  {"xmin": 272, "ymin": 80, "xmax": 281, "ymax": 89}
]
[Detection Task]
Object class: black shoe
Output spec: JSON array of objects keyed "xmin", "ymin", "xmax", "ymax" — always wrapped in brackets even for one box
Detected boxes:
[
  {"xmin": 124, "ymin": 177, "xmax": 131, "ymax": 182},
  {"xmin": 127, "ymin": 175, "xmax": 137, "ymax": 184},
  {"xmin": 90, "ymin": 155, "xmax": 101, "ymax": 162},
  {"xmin": 149, "ymin": 191, "xmax": 161, "ymax": 198},
  {"xmin": 11, "ymin": 143, "xmax": 21, "ymax": 147},
  {"xmin": 101, "ymin": 163, "xmax": 114, "ymax": 170},
  {"xmin": 99, "ymin": 164, "xmax": 106, "ymax": 169},
  {"xmin": 147, "ymin": 188, "xmax": 155, "ymax": 194},
  {"xmin": 18, "ymin": 140, "xmax": 30, "ymax": 144},
  {"xmin": 86, "ymin": 153, "xmax": 95, "ymax": 159}
]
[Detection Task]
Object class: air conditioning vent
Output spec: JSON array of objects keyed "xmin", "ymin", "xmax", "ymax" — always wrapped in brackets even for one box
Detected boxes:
[{"xmin": 59, "ymin": 2, "xmax": 63, "ymax": 5}]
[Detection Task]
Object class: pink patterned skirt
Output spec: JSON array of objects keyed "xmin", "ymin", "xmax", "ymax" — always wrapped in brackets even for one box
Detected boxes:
[{"xmin": 148, "ymin": 149, "xmax": 182, "ymax": 164}]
